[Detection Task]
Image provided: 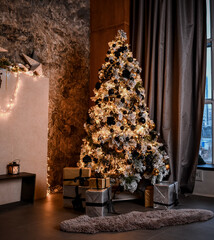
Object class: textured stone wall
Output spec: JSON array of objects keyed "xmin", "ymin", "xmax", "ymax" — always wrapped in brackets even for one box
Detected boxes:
[{"xmin": 0, "ymin": 0, "xmax": 90, "ymax": 188}]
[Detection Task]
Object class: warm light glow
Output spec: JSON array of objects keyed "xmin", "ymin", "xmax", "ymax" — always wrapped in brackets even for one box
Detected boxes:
[
  {"xmin": 0, "ymin": 72, "xmax": 21, "ymax": 118},
  {"xmin": 77, "ymin": 30, "xmax": 170, "ymax": 193},
  {"xmin": 46, "ymin": 190, "xmax": 51, "ymax": 197},
  {"xmin": 0, "ymin": 70, "xmax": 42, "ymax": 118}
]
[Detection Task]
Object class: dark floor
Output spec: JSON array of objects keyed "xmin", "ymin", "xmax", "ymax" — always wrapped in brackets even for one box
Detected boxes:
[{"xmin": 0, "ymin": 193, "xmax": 214, "ymax": 240}]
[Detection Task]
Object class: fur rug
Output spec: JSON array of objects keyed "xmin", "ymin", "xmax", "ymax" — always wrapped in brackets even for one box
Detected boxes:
[{"xmin": 60, "ymin": 209, "xmax": 213, "ymax": 234}]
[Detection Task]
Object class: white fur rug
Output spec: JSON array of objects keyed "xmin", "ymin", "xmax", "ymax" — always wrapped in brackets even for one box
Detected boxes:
[{"xmin": 60, "ymin": 209, "xmax": 213, "ymax": 234}]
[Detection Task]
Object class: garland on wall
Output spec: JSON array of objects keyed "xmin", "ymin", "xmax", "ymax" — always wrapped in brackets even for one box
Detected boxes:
[
  {"xmin": 0, "ymin": 57, "xmax": 19, "ymax": 72},
  {"xmin": 0, "ymin": 58, "xmax": 23, "ymax": 116},
  {"xmin": 0, "ymin": 69, "xmax": 20, "ymax": 115},
  {"xmin": 0, "ymin": 48, "xmax": 43, "ymax": 116}
]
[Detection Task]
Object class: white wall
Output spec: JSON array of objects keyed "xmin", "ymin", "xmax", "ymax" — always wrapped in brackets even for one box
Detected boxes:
[
  {"xmin": 0, "ymin": 72, "xmax": 49, "ymax": 204},
  {"xmin": 193, "ymin": 169, "xmax": 214, "ymax": 197}
]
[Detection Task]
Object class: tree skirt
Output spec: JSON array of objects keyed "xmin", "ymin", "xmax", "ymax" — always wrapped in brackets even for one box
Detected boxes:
[{"xmin": 60, "ymin": 209, "xmax": 213, "ymax": 234}]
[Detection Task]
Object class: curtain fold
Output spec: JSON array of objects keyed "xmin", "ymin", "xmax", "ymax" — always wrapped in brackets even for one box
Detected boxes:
[{"xmin": 131, "ymin": 0, "xmax": 206, "ymax": 193}]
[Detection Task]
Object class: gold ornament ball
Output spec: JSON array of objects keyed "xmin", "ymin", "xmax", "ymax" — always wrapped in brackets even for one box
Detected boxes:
[
  {"xmin": 152, "ymin": 168, "xmax": 159, "ymax": 176},
  {"xmin": 149, "ymin": 122, "xmax": 155, "ymax": 130},
  {"xmin": 165, "ymin": 164, "xmax": 170, "ymax": 170},
  {"xmin": 115, "ymin": 147, "xmax": 123, "ymax": 153}
]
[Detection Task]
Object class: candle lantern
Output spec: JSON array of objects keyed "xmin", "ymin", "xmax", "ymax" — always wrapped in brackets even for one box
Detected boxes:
[{"xmin": 7, "ymin": 159, "xmax": 20, "ymax": 175}]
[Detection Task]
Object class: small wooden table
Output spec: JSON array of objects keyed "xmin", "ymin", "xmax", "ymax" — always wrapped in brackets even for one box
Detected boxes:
[{"xmin": 0, "ymin": 172, "xmax": 36, "ymax": 208}]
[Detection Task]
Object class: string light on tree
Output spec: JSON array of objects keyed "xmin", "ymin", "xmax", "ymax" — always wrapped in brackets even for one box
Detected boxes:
[{"xmin": 78, "ymin": 30, "xmax": 170, "ymax": 193}]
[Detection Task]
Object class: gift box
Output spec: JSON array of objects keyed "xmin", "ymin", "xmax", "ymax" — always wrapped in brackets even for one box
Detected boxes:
[
  {"xmin": 86, "ymin": 187, "xmax": 112, "ymax": 217},
  {"xmin": 144, "ymin": 186, "xmax": 154, "ymax": 208},
  {"xmin": 153, "ymin": 181, "xmax": 178, "ymax": 209},
  {"xmin": 89, "ymin": 177, "xmax": 110, "ymax": 189},
  {"xmin": 63, "ymin": 185, "xmax": 89, "ymax": 209},
  {"xmin": 63, "ymin": 167, "xmax": 91, "ymax": 186}
]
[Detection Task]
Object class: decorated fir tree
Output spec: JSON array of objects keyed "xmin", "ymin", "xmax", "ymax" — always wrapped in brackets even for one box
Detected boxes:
[{"xmin": 78, "ymin": 30, "xmax": 170, "ymax": 193}]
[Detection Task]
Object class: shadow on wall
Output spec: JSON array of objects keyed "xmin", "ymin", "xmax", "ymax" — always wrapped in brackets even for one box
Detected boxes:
[{"xmin": 0, "ymin": 0, "xmax": 90, "ymax": 188}]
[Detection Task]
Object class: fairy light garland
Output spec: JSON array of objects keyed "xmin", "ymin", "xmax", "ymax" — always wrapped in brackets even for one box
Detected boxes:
[
  {"xmin": 0, "ymin": 65, "xmax": 42, "ymax": 117},
  {"xmin": 5, "ymin": 69, "xmax": 7, "ymax": 90},
  {"xmin": 0, "ymin": 71, "xmax": 20, "ymax": 116}
]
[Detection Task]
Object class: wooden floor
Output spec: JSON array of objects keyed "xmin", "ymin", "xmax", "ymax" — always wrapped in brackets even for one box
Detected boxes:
[{"xmin": 0, "ymin": 193, "xmax": 214, "ymax": 240}]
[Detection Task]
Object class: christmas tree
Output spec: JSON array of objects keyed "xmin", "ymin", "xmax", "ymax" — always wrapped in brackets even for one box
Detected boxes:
[{"xmin": 78, "ymin": 30, "xmax": 170, "ymax": 193}]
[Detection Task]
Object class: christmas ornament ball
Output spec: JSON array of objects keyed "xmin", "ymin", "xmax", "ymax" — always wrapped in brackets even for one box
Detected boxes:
[
  {"xmin": 95, "ymin": 82, "xmax": 101, "ymax": 90},
  {"xmin": 166, "ymin": 164, "xmax": 170, "ymax": 170},
  {"xmin": 108, "ymin": 89, "xmax": 114, "ymax": 95},
  {"xmin": 107, "ymin": 116, "xmax": 115, "ymax": 126},
  {"xmin": 83, "ymin": 155, "xmax": 92, "ymax": 163},
  {"xmin": 152, "ymin": 168, "xmax": 159, "ymax": 176},
  {"xmin": 139, "ymin": 117, "xmax": 146, "ymax": 124},
  {"xmin": 115, "ymin": 147, "xmax": 123, "ymax": 153},
  {"xmin": 127, "ymin": 159, "xmax": 132, "ymax": 164},
  {"xmin": 121, "ymin": 98, "xmax": 125, "ymax": 103},
  {"xmin": 147, "ymin": 145, "xmax": 152, "ymax": 151}
]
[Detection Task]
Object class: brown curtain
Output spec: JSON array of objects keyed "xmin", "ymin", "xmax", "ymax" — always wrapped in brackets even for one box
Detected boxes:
[{"xmin": 131, "ymin": 0, "xmax": 206, "ymax": 193}]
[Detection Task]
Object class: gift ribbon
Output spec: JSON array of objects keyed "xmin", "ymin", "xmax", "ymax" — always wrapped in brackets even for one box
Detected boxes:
[
  {"xmin": 73, "ymin": 186, "xmax": 83, "ymax": 210},
  {"xmin": 153, "ymin": 201, "xmax": 175, "ymax": 207},
  {"xmin": 95, "ymin": 178, "xmax": 108, "ymax": 189},
  {"xmin": 64, "ymin": 186, "xmax": 84, "ymax": 210},
  {"xmin": 86, "ymin": 187, "xmax": 111, "ymax": 209},
  {"xmin": 173, "ymin": 182, "xmax": 179, "ymax": 206},
  {"xmin": 86, "ymin": 187, "xmax": 118, "ymax": 214},
  {"xmin": 106, "ymin": 187, "xmax": 118, "ymax": 214},
  {"xmin": 63, "ymin": 168, "xmax": 90, "ymax": 186}
]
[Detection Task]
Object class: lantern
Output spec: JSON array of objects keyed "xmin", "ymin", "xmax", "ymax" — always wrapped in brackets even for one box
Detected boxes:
[{"xmin": 7, "ymin": 160, "xmax": 20, "ymax": 175}]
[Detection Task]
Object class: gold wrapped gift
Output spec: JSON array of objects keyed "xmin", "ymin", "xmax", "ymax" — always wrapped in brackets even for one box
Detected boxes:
[
  {"xmin": 145, "ymin": 185, "xmax": 154, "ymax": 208},
  {"xmin": 63, "ymin": 167, "xmax": 91, "ymax": 186},
  {"xmin": 89, "ymin": 177, "xmax": 110, "ymax": 189}
]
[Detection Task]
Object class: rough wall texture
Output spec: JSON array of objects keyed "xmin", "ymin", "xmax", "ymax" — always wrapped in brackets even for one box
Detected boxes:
[{"xmin": 0, "ymin": 0, "xmax": 90, "ymax": 188}]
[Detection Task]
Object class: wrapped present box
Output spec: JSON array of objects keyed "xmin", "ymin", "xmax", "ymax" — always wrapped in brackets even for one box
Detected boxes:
[
  {"xmin": 89, "ymin": 177, "xmax": 110, "ymax": 189},
  {"xmin": 145, "ymin": 186, "xmax": 154, "ymax": 208},
  {"xmin": 63, "ymin": 185, "xmax": 89, "ymax": 209},
  {"xmin": 86, "ymin": 187, "xmax": 112, "ymax": 217},
  {"xmin": 63, "ymin": 167, "xmax": 91, "ymax": 186},
  {"xmin": 153, "ymin": 181, "xmax": 178, "ymax": 209}
]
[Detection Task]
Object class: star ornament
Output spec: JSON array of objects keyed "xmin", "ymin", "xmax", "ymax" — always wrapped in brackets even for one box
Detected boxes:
[
  {"xmin": 21, "ymin": 53, "xmax": 43, "ymax": 76},
  {"xmin": 0, "ymin": 47, "xmax": 8, "ymax": 52}
]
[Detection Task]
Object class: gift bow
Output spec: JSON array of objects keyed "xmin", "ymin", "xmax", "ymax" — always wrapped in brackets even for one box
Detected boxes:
[{"xmin": 64, "ymin": 168, "xmax": 90, "ymax": 186}]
